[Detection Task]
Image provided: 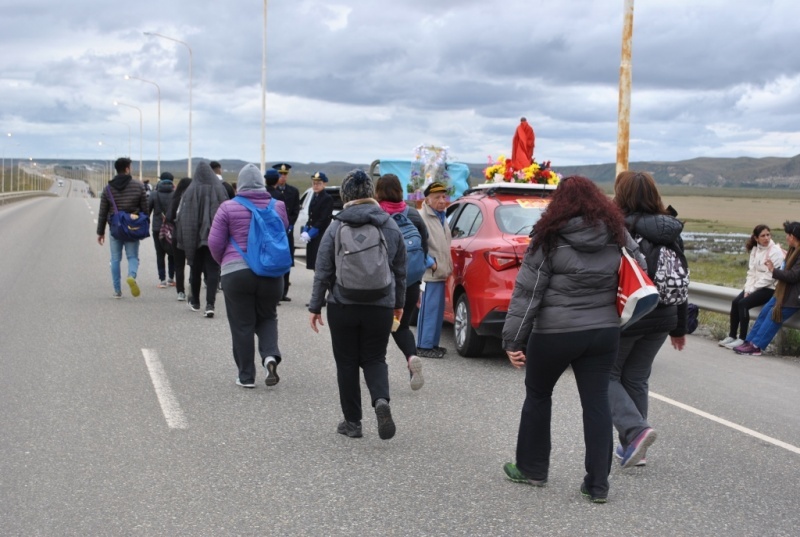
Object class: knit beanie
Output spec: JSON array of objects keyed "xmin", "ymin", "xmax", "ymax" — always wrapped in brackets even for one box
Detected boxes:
[
  {"xmin": 237, "ymin": 163, "xmax": 266, "ymax": 192},
  {"xmin": 264, "ymin": 168, "xmax": 280, "ymax": 187},
  {"xmin": 341, "ymin": 169, "xmax": 374, "ymax": 203}
]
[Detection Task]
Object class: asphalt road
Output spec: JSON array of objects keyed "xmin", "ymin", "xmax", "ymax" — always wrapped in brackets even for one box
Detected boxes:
[{"xmin": 1, "ymin": 185, "xmax": 799, "ymax": 536}]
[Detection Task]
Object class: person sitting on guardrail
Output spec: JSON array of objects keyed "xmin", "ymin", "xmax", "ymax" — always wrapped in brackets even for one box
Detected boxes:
[
  {"xmin": 734, "ymin": 221, "xmax": 800, "ymax": 356},
  {"xmin": 719, "ymin": 225, "xmax": 785, "ymax": 350}
]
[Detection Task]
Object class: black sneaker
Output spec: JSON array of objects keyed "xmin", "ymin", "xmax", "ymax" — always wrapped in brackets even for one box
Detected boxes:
[
  {"xmin": 204, "ymin": 304, "xmax": 214, "ymax": 318},
  {"xmin": 434, "ymin": 346, "xmax": 448, "ymax": 355},
  {"xmin": 189, "ymin": 302, "xmax": 200, "ymax": 312},
  {"xmin": 375, "ymin": 399, "xmax": 396, "ymax": 440},
  {"xmin": 264, "ymin": 358, "xmax": 279, "ymax": 386},
  {"xmin": 580, "ymin": 483, "xmax": 608, "ymax": 504},
  {"xmin": 336, "ymin": 420, "xmax": 363, "ymax": 438},
  {"xmin": 416, "ymin": 347, "xmax": 445, "ymax": 359},
  {"xmin": 280, "ymin": 296, "xmax": 291, "ymax": 302}
]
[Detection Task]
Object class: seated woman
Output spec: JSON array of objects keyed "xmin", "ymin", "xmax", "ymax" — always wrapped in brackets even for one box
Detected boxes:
[
  {"xmin": 719, "ymin": 224, "xmax": 785, "ymax": 349},
  {"xmin": 734, "ymin": 221, "xmax": 800, "ymax": 356}
]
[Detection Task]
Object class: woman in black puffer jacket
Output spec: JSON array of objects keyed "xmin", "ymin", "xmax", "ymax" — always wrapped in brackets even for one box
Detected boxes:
[{"xmin": 610, "ymin": 171, "xmax": 688, "ymax": 470}]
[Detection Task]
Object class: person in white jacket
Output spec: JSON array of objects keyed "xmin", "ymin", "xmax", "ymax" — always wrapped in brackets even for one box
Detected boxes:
[{"xmin": 719, "ymin": 224, "xmax": 785, "ymax": 349}]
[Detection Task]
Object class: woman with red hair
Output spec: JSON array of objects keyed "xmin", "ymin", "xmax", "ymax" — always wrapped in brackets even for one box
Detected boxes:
[{"xmin": 501, "ymin": 176, "xmax": 639, "ymax": 504}]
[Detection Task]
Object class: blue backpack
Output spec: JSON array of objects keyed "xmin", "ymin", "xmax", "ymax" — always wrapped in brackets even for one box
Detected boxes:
[
  {"xmin": 229, "ymin": 196, "xmax": 292, "ymax": 278},
  {"xmin": 392, "ymin": 207, "xmax": 426, "ymax": 285}
]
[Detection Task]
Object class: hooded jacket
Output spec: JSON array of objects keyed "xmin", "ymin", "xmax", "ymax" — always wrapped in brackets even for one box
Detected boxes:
[
  {"xmin": 308, "ymin": 198, "xmax": 406, "ymax": 312},
  {"xmin": 175, "ymin": 162, "xmax": 230, "ymax": 264},
  {"xmin": 148, "ymin": 179, "xmax": 175, "ymax": 232},
  {"xmin": 96, "ymin": 174, "xmax": 148, "ymax": 236},
  {"xmin": 502, "ymin": 217, "xmax": 628, "ymax": 352},
  {"xmin": 621, "ymin": 212, "xmax": 688, "ymax": 338}
]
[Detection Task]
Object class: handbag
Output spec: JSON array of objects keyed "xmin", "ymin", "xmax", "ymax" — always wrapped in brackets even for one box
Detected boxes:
[
  {"xmin": 106, "ymin": 186, "xmax": 150, "ymax": 242},
  {"xmin": 159, "ymin": 219, "xmax": 175, "ymax": 255},
  {"xmin": 617, "ymin": 247, "xmax": 660, "ymax": 330}
]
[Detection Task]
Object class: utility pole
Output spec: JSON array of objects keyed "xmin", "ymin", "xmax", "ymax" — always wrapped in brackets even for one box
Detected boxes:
[{"xmin": 616, "ymin": 0, "xmax": 635, "ymax": 177}]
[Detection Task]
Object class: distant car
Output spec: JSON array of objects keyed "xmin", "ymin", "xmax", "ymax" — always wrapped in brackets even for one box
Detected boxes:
[
  {"xmin": 442, "ymin": 182, "xmax": 556, "ymax": 356},
  {"xmin": 293, "ymin": 186, "xmax": 343, "ymax": 250}
]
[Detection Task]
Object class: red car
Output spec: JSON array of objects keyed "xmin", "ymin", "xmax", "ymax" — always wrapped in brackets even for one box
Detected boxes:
[{"xmin": 442, "ymin": 183, "xmax": 555, "ymax": 356}]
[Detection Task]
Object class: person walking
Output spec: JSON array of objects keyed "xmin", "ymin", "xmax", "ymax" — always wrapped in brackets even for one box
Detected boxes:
[
  {"xmin": 299, "ymin": 171, "xmax": 334, "ymax": 271},
  {"xmin": 96, "ymin": 157, "xmax": 148, "ymax": 298},
  {"xmin": 148, "ymin": 171, "xmax": 176, "ymax": 288},
  {"xmin": 176, "ymin": 161, "xmax": 229, "ymax": 317},
  {"xmin": 308, "ymin": 170, "xmax": 406, "ymax": 440},
  {"xmin": 375, "ymin": 173, "xmax": 433, "ymax": 390},
  {"xmin": 167, "ymin": 177, "xmax": 192, "ymax": 301},
  {"xmin": 416, "ymin": 182, "xmax": 453, "ymax": 358},
  {"xmin": 719, "ymin": 224, "xmax": 785, "ymax": 349},
  {"xmin": 610, "ymin": 171, "xmax": 689, "ymax": 469},
  {"xmin": 734, "ymin": 221, "xmax": 800, "ymax": 356},
  {"xmin": 272, "ymin": 163, "xmax": 300, "ymax": 301},
  {"xmin": 502, "ymin": 176, "xmax": 635, "ymax": 504},
  {"xmin": 208, "ymin": 164, "xmax": 289, "ymax": 389}
]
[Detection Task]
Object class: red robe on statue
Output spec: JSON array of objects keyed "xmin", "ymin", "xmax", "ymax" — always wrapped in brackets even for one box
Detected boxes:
[{"xmin": 510, "ymin": 118, "xmax": 535, "ymax": 170}]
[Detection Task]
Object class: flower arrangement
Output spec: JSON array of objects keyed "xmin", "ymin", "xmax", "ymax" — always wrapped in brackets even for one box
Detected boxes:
[
  {"xmin": 409, "ymin": 145, "xmax": 454, "ymax": 199},
  {"xmin": 483, "ymin": 155, "xmax": 561, "ymax": 185}
]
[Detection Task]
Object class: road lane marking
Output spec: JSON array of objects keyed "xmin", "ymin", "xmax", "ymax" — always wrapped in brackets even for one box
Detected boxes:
[
  {"xmin": 651, "ymin": 391, "xmax": 800, "ymax": 455},
  {"xmin": 141, "ymin": 349, "xmax": 188, "ymax": 430}
]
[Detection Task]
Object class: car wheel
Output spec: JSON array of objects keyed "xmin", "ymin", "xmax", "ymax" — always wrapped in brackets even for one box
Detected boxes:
[{"xmin": 454, "ymin": 293, "xmax": 485, "ymax": 357}]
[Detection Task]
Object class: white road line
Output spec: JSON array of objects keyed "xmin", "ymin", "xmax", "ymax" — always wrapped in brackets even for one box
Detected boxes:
[
  {"xmin": 141, "ymin": 349, "xmax": 188, "ymax": 430},
  {"xmin": 651, "ymin": 391, "xmax": 800, "ymax": 455}
]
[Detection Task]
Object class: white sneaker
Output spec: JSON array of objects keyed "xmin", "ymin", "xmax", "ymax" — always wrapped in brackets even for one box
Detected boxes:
[
  {"xmin": 724, "ymin": 338, "xmax": 744, "ymax": 349},
  {"xmin": 408, "ymin": 355, "xmax": 424, "ymax": 391},
  {"xmin": 718, "ymin": 336, "xmax": 736, "ymax": 347}
]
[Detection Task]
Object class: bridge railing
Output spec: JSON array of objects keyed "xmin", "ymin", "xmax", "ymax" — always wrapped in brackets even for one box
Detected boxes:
[
  {"xmin": 689, "ymin": 281, "xmax": 800, "ymax": 332},
  {"xmin": 0, "ymin": 191, "xmax": 58, "ymax": 205}
]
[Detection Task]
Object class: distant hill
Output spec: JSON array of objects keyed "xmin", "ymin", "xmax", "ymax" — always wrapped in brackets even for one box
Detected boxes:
[{"xmin": 46, "ymin": 154, "xmax": 800, "ymax": 189}]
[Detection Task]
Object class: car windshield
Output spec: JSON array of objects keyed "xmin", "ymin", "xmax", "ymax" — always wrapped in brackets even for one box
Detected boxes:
[{"xmin": 495, "ymin": 204, "xmax": 546, "ymax": 235}]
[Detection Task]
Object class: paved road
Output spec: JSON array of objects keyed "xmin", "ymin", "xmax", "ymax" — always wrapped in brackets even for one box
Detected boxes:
[{"xmin": 2, "ymin": 190, "xmax": 799, "ymax": 536}]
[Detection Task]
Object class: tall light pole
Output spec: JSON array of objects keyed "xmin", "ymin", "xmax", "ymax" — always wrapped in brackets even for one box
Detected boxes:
[
  {"xmin": 144, "ymin": 31, "xmax": 193, "ymax": 177},
  {"xmin": 616, "ymin": 0, "xmax": 635, "ymax": 176},
  {"xmin": 110, "ymin": 119, "xmax": 132, "ymax": 156},
  {"xmin": 1, "ymin": 132, "xmax": 10, "ymax": 193},
  {"xmin": 114, "ymin": 101, "xmax": 143, "ymax": 182},
  {"xmin": 125, "ymin": 74, "xmax": 161, "ymax": 177},
  {"xmin": 261, "ymin": 0, "xmax": 269, "ymax": 174}
]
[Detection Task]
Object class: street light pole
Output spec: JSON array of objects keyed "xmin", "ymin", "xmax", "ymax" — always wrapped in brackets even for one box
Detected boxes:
[
  {"xmin": 125, "ymin": 74, "xmax": 161, "ymax": 177},
  {"xmin": 114, "ymin": 101, "xmax": 143, "ymax": 182},
  {"xmin": 144, "ymin": 31, "xmax": 193, "ymax": 177},
  {"xmin": 261, "ymin": 0, "xmax": 269, "ymax": 174},
  {"xmin": 616, "ymin": 0, "xmax": 635, "ymax": 176}
]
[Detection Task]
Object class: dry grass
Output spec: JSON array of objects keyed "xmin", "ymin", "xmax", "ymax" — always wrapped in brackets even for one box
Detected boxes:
[{"xmin": 662, "ymin": 195, "xmax": 800, "ymax": 233}]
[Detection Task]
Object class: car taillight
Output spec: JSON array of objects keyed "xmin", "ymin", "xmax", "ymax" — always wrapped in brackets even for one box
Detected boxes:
[{"xmin": 484, "ymin": 251, "xmax": 520, "ymax": 271}]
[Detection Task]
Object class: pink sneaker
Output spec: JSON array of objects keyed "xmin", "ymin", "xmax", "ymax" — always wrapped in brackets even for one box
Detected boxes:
[{"xmin": 733, "ymin": 342, "xmax": 753, "ymax": 353}]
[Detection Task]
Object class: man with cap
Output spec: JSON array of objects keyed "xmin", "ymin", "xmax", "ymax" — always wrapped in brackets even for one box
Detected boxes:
[
  {"xmin": 300, "ymin": 171, "xmax": 334, "ymax": 271},
  {"xmin": 272, "ymin": 163, "xmax": 300, "ymax": 301},
  {"xmin": 148, "ymin": 171, "xmax": 176, "ymax": 287},
  {"xmin": 416, "ymin": 181, "xmax": 453, "ymax": 359}
]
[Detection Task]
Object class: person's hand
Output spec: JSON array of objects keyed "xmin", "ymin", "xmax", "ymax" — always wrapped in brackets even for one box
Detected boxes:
[
  {"xmin": 310, "ymin": 313, "xmax": 324, "ymax": 333},
  {"xmin": 765, "ymin": 259, "xmax": 775, "ymax": 272},
  {"xmin": 300, "ymin": 231, "xmax": 311, "ymax": 244},
  {"xmin": 670, "ymin": 336, "xmax": 686, "ymax": 351},
  {"xmin": 506, "ymin": 349, "xmax": 526, "ymax": 369},
  {"xmin": 393, "ymin": 308, "xmax": 403, "ymax": 321},
  {"xmin": 97, "ymin": 235, "xmax": 105, "ymax": 246},
  {"xmin": 431, "ymin": 261, "xmax": 438, "ymax": 273}
]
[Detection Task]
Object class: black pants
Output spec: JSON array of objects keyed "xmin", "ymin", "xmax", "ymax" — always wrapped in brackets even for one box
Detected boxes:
[
  {"xmin": 327, "ymin": 303, "xmax": 393, "ymax": 423},
  {"xmin": 222, "ymin": 269, "xmax": 284, "ymax": 384},
  {"xmin": 729, "ymin": 287, "xmax": 774, "ymax": 340},
  {"xmin": 189, "ymin": 246, "xmax": 220, "ymax": 307},
  {"xmin": 283, "ymin": 231, "xmax": 294, "ymax": 298},
  {"xmin": 515, "ymin": 328, "xmax": 618, "ymax": 498},
  {"xmin": 390, "ymin": 281, "xmax": 421, "ymax": 360},
  {"xmin": 153, "ymin": 233, "xmax": 175, "ymax": 282},
  {"xmin": 174, "ymin": 248, "xmax": 187, "ymax": 294}
]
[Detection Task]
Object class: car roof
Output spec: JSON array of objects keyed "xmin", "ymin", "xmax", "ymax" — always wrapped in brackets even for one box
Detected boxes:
[{"xmin": 458, "ymin": 183, "xmax": 554, "ymax": 205}]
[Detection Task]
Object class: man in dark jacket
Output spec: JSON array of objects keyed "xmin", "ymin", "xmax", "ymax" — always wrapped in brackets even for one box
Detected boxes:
[
  {"xmin": 148, "ymin": 172, "xmax": 176, "ymax": 288},
  {"xmin": 97, "ymin": 157, "xmax": 148, "ymax": 298},
  {"xmin": 300, "ymin": 171, "xmax": 334, "ymax": 271},
  {"xmin": 273, "ymin": 163, "xmax": 300, "ymax": 301},
  {"xmin": 176, "ymin": 161, "xmax": 229, "ymax": 317}
]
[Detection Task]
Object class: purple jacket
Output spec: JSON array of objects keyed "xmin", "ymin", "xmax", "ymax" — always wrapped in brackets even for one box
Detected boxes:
[{"xmin": 208, "ymin": 190, "xmax": 289, "ymax": 267}]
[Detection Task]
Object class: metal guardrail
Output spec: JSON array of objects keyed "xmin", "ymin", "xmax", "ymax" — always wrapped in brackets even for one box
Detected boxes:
[
  {"xmin": 0, "ymin": 191, "xmax": 58, "ymax": 205},
  {"xmin": 689, "ymin": 281, "xmax": 800, "ymax": 331}
]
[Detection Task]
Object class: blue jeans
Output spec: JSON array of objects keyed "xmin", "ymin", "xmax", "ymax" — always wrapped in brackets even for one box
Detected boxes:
[
  {"xmin": 109, "ymin": 235, "xmax": 140, "ymax": 292},
  {"xmin": 746, "ymin": 296, "xmax": 799, "ymax": 350},
  {"xmin": 417, "ymin": 281, "xmax": 445, "ymax": 349}
]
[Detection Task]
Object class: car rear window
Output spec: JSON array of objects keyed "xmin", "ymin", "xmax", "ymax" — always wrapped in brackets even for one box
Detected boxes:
[{"xmin": 495, "ymin": 204, "xmax": 547, "ymax": 235}]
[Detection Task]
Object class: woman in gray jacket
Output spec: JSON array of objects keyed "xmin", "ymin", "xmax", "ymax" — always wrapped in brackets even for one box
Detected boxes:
[{"xmin": 501, "ymin": 176, "xmax": 630, "ymax": 504}]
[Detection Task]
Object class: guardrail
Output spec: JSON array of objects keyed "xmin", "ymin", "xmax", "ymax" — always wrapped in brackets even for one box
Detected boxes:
[
  {"xmin": 689, "ymin": 281, "xmax": 800, "ymax": 331},
  {"xmin": 0, "ymin": 191, "xmax": 57, "ymax": 205}
]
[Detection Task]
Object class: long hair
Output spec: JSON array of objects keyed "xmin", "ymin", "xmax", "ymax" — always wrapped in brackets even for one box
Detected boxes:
[
  {"xmin": 168, "ymin": 177, "xmax": 192, "ymax": 220},
  {"xmin": 613, "ymin": 171, "xmax": 668, "ymax": 216},
  {"xmin": 531, "ymin": 176, "xmax": 626, "ymax": 254},
  {"xmin": 745, "ymin": 224, "xmax": 770, "ymax": 252}
]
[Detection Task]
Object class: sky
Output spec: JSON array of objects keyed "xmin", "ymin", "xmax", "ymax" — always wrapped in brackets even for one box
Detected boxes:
[{"xmin": 2, "ymin": 0, "xmax": 800, "ymax": 168}]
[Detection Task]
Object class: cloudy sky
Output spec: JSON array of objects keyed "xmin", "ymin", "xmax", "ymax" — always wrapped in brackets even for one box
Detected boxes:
[{"xmin": 2, "ymin": 0, "xmax": 799, "ymax": 168}]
